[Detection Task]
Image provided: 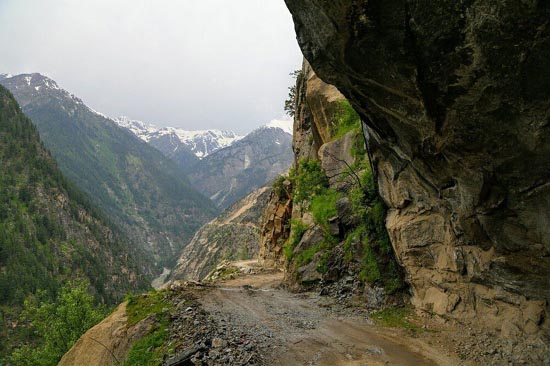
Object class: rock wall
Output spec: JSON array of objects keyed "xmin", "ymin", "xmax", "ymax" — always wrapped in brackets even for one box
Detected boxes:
[
  {"xmin": 260, "ymin": 58, "xmax": 404, "ymax": 307},
  {"xmin": 285, "ymin": 0, "xmax": 550, "ymax": 337},
  {"xmin": 260, "ymin": 61, "xmax": 345, "ymax": 269},
  {"xmin": 292, "ymin": 60, "xmax": 345, "ymax": 161},
  {"xmin": 171, "ymin": 187, "xmax": 272, "ymax": 281},
  {"xmin": 259, "ymin": 181, "xmax": 292, "ymax": 267}
]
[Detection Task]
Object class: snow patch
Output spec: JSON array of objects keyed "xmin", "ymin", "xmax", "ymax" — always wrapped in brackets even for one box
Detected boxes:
[
  {"xmin": 42, "ymin": 78, "xmax": 60, "ymax": 91},
  {"xmin": 87, "ymin": 107, "xmax": 112, "ymax": 120},
  {"xmin": 114, "ymin": 116, "xmax": 243, "ymax": 158}
]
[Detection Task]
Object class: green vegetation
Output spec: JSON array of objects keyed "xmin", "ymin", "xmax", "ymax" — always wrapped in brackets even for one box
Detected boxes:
[
  {"xmin": 359, "ymin": 234, "xmax": 381, "ymax": 284},
  {"xmin": 310, "ymin": 189, "xmax": 341, "ymax": 234},
  {"xmin": 284, "ymin": 218, "xmax": 309, "ymax": 261},
  {"xmin": 331, "ymin": 100, "xmax": 362, "ymax": 139},
  {"xmin": 294, "ymin": 245, "xmax": 319, "ymax": 267},
  {"xmin": 0, "ymin": 85, "xmax": 150, "ymax": 363},
  {"xmin": 285, "ymin": 158, "xmax": 343, "ymax": 272},
  {"xmin": 123, "ymin": 326, "xmax": 170, "ymax": 366},
  {"xmin": 287, "ymin": 158, "xmax": 403, "ymax": 292},
  {"xmin": 297, "ymin": 236, "xmax": 338, "ymax": 271},
  {"xmin": 283, "ymin": 97, "xmax": 404, "ymax": 293},
  {"xmin": 372, "ymin": 307, "xmax": 418, "ymax": 332},
  {"xmin": 272, "ymin": 175, "xmax": 290, "ymax": 200},
  {"xmin": 8, "ymin": 280, "xmax": 106, "ymax": 366},
  {"xmin": 125, "ymin": 290, "xmax": 168, "ymax": 326},
  {"xmin": 124, "ymin": 291, "xmax": 174, "ymax": 366},
  {"xmin": 8, "ymin": 79, "xmax": 217, "ymax": 268},
  {"xmin": 284, "ymin": 70, "xmax": 303, "ymax": 118},
  {"xmin": 349, "ymin": 169, "xmax": 404, "ymax": 294},
  {"xmin": 293, "ymin": 159, "xmax": 329, "ymax": 204}
]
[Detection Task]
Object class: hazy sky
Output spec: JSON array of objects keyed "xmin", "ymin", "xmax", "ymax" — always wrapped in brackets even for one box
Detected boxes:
[{"xmin": 0, "ymin": 0, "xmax": 303, "ymax": 133}]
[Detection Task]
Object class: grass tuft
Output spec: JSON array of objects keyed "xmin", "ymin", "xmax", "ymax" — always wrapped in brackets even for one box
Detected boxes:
[
  {"xmin": 372, "ymin": 307, "xmax": 419, "ymax": 332},
  {"xmin": 123, "ymin": 290, "xmax": 175, "ymax": 365}
]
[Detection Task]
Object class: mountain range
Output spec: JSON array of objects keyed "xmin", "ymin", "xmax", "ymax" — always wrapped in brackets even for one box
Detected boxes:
[
  {"xmin": 114, "ymin": 117, "xmax": 243, "ymax": 169},
  {"xmin": 115, "ymin": 116, "xmax": 294, "ymax": 209},
  {"xmin": 186, "ymin": 124, "xmax": 293, "ymax": 208},
  {"xmin": 0, "ymin": 73, "xmax": 217, "ymax": 267}
]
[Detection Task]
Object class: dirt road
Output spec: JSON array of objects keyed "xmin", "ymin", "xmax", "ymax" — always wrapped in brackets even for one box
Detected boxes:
[{"xmin": 201, "ymin": 268, "xmax": 457, "ymax": 366}]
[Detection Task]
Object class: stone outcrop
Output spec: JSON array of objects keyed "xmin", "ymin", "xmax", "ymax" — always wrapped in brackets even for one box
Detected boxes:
[
  {"xmin": 170, "ymin": 187, "xmax": 272, "ymax": 281},
  {"xmin": 58, "ymin": 303, "xmax": 154, "ymax": 366},
  {"xmin": 262, "ymin": 57, "xmax": 404, "ymax": 303},
  {"xmin": 318, "ymin": 130, "xmax": 357, "ymax": 190},
  {"xmin": 259, "ymin": 181, "xmax": 292, "ymax": 267},
  {"xmin": 259, "ymin": 64, "xmax": 347, "ymax": 269},
  {"xmin": 293, "ymin": 60, "xmax": 346, "ymax": 161},
  {"xmin": 285, "ymin": 0, "xmax": 550, "ymax": 336}
]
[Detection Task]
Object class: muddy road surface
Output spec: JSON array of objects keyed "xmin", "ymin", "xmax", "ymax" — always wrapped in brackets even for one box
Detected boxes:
[{"xmin": 201, "ymin": 269, "xmax": 457, "ymax": 366}]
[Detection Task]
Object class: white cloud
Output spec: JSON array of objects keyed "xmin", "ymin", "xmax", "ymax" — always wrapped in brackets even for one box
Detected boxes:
[
  {"xmin": 265, "ymin": 117, "xmax": 293, "ymax": 135},
  {"xmin": 0, "ymin": 0, "xmax": 303, "ymax": 134}
]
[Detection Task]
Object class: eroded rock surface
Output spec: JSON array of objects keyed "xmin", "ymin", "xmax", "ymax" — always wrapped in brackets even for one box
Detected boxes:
[
  {"xmin": 58, "ymin": 303, "xmax": 154, "ymax": 366},
  {"xmin": 285, "ymin": 0, "xmax": 550, "ymax": 336},
  {"xmin": 259, "ymin": 182, "xmax": 292, "ymax": 267},
  {"xmin": 171, "ymin": 187, "xmax": 272, "ymax": 281}
]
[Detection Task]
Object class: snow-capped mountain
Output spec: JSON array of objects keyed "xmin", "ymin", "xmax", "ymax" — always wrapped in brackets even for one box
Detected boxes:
[
  {"xmin": 0, "ymin": 73, "xmax": 92, "ymax": 112},
  {"xmin": 115, "ymin": 116, "xmax": 294, "ymax": 207},
  {"xmin": 115, "ymin": 116, "xmax": 243, "ymax": 159},
  {"xmin": 1, "ymin": 72, "xmax": 294, "ymax": 210},
  {"xmin": 187, "ymin": 124, "xmax": 293, "ymax": 208}
]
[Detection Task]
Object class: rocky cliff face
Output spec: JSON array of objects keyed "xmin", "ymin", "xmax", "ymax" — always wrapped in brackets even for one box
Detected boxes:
[
  {"xmin": 259, "ymin": 181, "xmax": 292, "ymax": 267},
  {"xmin": 170, "ymin": 186, "xmax": 272, "ymax": 281},
  {"xmin": 285, "ymin": 0, "xmax": 550, "ymax": 337},
  {"xmin": 260, "ymin": 61, "xmax": 404, "ymax": 306}
]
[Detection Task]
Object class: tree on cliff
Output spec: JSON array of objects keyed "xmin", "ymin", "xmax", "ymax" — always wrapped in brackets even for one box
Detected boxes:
[{"xmin": 284, "ymin": 70, "xmax": 302, "ymax": 117}]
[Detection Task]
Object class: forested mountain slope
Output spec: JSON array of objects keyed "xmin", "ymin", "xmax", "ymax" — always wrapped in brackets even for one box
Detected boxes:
[
  {"xmin": 0, "ymin": 74, "xmax": 217, "ymax": 266},
  {"xmin": 0, "ymin": 85, "xmax": 151, "ymax": 360}
]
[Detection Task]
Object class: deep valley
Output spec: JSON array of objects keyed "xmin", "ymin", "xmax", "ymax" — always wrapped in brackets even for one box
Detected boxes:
[{"xmin": 1, "ymin": 1, "xmax": 549, "ymax": 365}]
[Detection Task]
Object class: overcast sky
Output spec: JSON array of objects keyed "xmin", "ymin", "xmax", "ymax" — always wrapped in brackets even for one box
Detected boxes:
[{"xmin": 0, "ymin": 0, "xmax": 302, "ymax": 133}]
